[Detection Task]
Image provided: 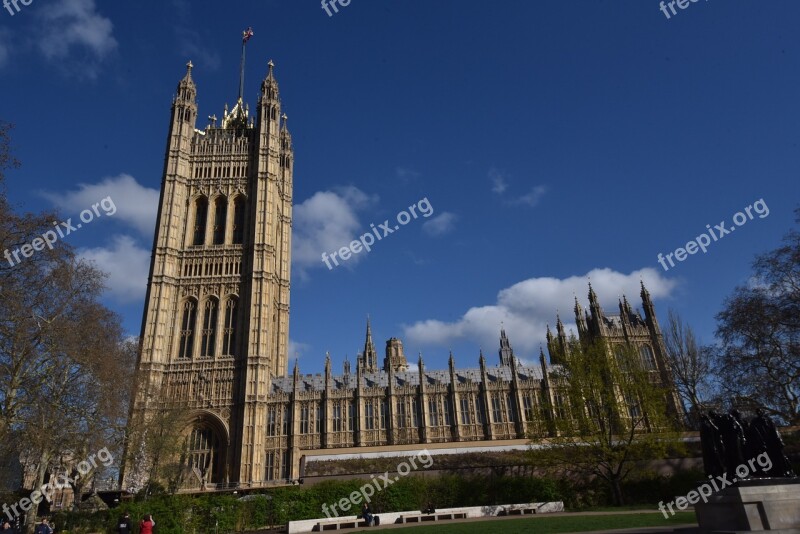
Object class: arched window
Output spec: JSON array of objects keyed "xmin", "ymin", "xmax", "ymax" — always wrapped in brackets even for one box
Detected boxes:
[
  {"xmin": 222, "ymin": 297, "xmax": 238, "ymax": 357},
  {"xmin": 193, "ymin": 197, "xmax": 208, "ymax": 246},
  {"xmin": 640, "ymin": 345, "xmax": 657, "ymax": 370},
  {"xmin": 200, "ymin": 298, "xmax": 218, "ymax": 358},
  {"xmin": 178, "ymin": 299, "xmax": 197, "ymax": 359},
  {"xmin": 232, "ymin": 197, "xmax": 245, "ymax": 244},
  {"xmin": 212, "ymin": 197, "xmax": 227, "ymax": 245},
  {"xmin": 187, "ymin": 426, "xmax": 219, "ymax": 484}
]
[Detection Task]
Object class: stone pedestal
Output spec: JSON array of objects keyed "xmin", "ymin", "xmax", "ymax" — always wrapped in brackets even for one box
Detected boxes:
[{"xmin": 694, "ymin": 479, "xmax": 800, "ymax": 532}]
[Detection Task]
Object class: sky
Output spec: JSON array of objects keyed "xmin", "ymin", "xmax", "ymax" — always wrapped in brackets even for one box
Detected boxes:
[{"xmin": 1, "ymin": 0, "xmax": 798, "ymax": 376}]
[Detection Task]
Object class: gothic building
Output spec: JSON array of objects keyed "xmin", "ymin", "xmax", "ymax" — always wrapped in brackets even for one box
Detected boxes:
[{"xmin": 124, "ymin": 60, "xmax": 681, "ymax": 493}]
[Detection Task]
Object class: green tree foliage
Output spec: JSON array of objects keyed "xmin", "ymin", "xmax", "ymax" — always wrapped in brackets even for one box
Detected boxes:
[{"xmin": 531, "ymin": 338, "xmax": 682, "ymax": 505}]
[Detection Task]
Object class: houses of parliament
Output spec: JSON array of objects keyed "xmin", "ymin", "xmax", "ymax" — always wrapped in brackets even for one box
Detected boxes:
[{"xmin": 123, "ymin": 58, "xmax": 681, "ymax": 492}]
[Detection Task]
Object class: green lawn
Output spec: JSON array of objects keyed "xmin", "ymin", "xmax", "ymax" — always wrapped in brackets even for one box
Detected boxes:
[{"xmin": 382, "ymin": 512, "xmax": 697, "ymax": 534}]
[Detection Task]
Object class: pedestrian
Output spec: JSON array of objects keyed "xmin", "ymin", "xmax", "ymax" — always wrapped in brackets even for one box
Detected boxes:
[
  {"xmin": 33, "ymin": 518, "xmax": 52, "ymax": 534},
  {"xmin": 360, "ymin": 503, "xmax": 373, "ymax": 526},
  {"xmin": 117, "ymin": 512, "xmax": 132, "ymax": 534},
  {"xmin": 0, "ymin": 520, "xmax": 12, "ymax": 532},
  {"xmin": 139, "ymin": 514, "xmax": 155, "ymax": 534}
]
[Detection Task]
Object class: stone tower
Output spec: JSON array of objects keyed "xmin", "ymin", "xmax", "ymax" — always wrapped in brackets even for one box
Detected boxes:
[{"xmin": 125, "ymin": 59, "xmax": 293, "ymax": 489}]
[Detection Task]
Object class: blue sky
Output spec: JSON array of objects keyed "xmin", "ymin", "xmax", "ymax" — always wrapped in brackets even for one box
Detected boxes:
[{"xmin": 1, "ymin": 0, "xmax": 798, "ymax": 375}]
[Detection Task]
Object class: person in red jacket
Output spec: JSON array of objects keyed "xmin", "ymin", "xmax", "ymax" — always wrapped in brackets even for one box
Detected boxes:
[{"xmin": 139, "ymin": 515, "xmax": 155, "ymax": 534}]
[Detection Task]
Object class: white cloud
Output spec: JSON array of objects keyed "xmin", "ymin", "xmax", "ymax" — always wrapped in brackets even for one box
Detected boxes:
[
  {"xmin": 511, "ymin": 185, "xmax": 548, "ymax": 207},
  {"xmin": 37, "ymin": 0, "xmax": 117, "ymax": 77},
  {"xmin": 42, "ymin": 174, "xmax": 159, "ymax": 237},
  {"xmin": 292, "ymin": 186, "xmax": 378, "ymax": 276},
  {"xmin": 79, "ymin": 235, "xmax": 150, "ymax": 303},
  {"xmin": 289, "ymin": 339, "xmax": 311, "ymax": 361},
  {"xmin": 489, "ymin": 168, "xmax": 508, "ymax": 194},
  {"xmin": 403, "ymin": 267, "xmax": 677, "ymax": 357},
  {"xmin": 423, "ymin": 212, "xmax": 458, "ymax": 237}
]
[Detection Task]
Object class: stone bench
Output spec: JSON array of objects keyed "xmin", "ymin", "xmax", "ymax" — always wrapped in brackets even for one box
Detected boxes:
[
  {"xmin": 398, "ymin": 512, "xmax": 467, "ymax": 523},
  {"xmin": 313, "ymin": 518, "xmax": 369, "ymax": 531}
]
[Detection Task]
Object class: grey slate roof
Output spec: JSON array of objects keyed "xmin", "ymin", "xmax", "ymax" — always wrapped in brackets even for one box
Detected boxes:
[{"xmin": 269, "ymin": 364, "xmax": 547, "ymax": 394}]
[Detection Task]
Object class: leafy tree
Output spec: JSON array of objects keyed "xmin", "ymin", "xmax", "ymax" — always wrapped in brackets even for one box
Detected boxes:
[
  {"xmin": 531, "ymin": 338, "xmax": 681, "ymax": 506},
  {"xmin": 715, "ymin": 208, "xmax": 800, "ymax": 424}
]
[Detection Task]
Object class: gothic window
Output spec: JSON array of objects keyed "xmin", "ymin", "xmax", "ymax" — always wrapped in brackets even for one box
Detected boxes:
[
  {"xmin": 282, "ymin": 406, "xmax": 289, "ymax": 435},
  {"xmin": 365, "ymin": 401, "xmax": 375, "ymax": 431},
  {"xmin": 267, "ymin": 407, "xmax": 277, "ymax": 436},
  {"xmin": 200, "ymin": 298, "xmax": 218, "ymax": 358},
  {"xmin": 265, "ymin": 452, "xmax": 275, "ymax": 480},
  {"xmin": 554, "ymin": 393, "xmax": 568, "ymax": 419},
  {"xmin": 627, "ymin": 394, "xmax": 642, "ymax": 419},
  {"xmin": 347, "ymin": 402, "xmax": 355, "ymax": 431},
  {"xmin": 316, "ymin": 404, "xmax": 322, "ymax": 433},
  {"xmin": 222, "ymin": 297, "xmax": 237, "ymax": 357},
  {"xmin": 178, "ymin": 299, "xmax": 197, "ymax": 359},
  {"xmin": 300, "ymin": 404, "xmax": 310, "ymax": 434},
  {"xmin": 193, "ymin": 197, "xmax": 208, "ymax": 246},
  {"xmin": 428, "ymin": 398, "xmax": 440, "ymax": 426},
  {"xmin": 187, "ymin": 426, "xmax": 219, "ymax": 483},
  {"xmin": 380, "ymin": 400, "xmax": 388, "ymax": 430},
  {"xmin": 460, "ymin": 397, "xmax": 472, "ymax": 425},
  {"xmin": 281, "ymin": 451, "xmax": 289, "ymax": 479},
  {"xmin": 640, "ymin": 345, "xmax": 657, "ymax": 370},
  {"xmin": 492, "ymin": 395, "xmax": 504, "ymax": 423},
  {"xmin": 523, "ymin": 395, "xmax": 535, "ymax": 420},
  {"xmin": 411, "ymin": 398, "xmax": 419, "ymax": 427},
  {"xmin": 476, "ymin": 397, "xmax": 486, "ymax": 424},
  {"xmin": 443, "ymin": 398, "xmax": 453, "ymax": 426},
  {"xmin": 213, "ymin": 197, "xmax": 227, "ymax": 245},
  {"xmin": 232, "ymin": 196, "xmax": 245, "ymax": 244},
  {"xmin": 332, "ymin": 402, "xmax": 342, "ymax": 432},
  {"xmin": 396, "ymin": 399, "xmax": 407, "ymax": 428},
  {"xmin": 506, "ymin": 393, "xmax": 516, "ymax": 421}
]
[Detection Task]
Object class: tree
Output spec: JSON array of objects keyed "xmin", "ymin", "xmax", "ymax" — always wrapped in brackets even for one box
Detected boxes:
[
  {"xmin": 663, "ymin": 309, "xmax": 716, "ymax": 428},
  {"xmin": 531, "ymin": 338, "xmax": 681, "ymax": 506},
  {"xmin": 0, "ymin": 122, "xmax": 135, "ymax": 532},
  {"xmin": 715, "ymin": 208, "xmax": 800, "ymax": 424}
]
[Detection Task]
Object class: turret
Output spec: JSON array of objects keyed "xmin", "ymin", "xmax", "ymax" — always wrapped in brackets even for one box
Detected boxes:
[{"xmin": 498, "ymin": 328, "xmax": 514, "ymax": 367}]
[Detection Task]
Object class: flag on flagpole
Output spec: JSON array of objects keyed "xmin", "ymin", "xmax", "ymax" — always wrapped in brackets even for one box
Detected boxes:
[{"xmin": 242, "ymin": 27, "xmax": 254, "ymax": 43}]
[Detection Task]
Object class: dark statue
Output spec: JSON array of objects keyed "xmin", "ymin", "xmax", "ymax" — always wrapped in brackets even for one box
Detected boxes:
[{"xmin": 699, "ymin": 407, "xmax": 796, "ymax": 481}]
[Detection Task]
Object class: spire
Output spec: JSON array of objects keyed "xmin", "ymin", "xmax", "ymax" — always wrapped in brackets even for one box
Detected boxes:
[
  {"xmin": 261, "ymin": 59, "xmax": 279, "ymax": 101},
  {"xmin": 499, "ymin": 327, "xmax": 514, "ymax": 367},
  {"xmin": 361, "ymin": 316, "xmax": 378, "ymax": 372},
  {"xmin": 588, "ymin": 282, "xmax": 599, "ymax": 307}
]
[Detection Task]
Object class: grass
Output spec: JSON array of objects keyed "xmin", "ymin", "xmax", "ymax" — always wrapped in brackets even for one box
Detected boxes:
[{"xmin": 381, "ymin": 512, "xmax": 697, "ymax": 534}]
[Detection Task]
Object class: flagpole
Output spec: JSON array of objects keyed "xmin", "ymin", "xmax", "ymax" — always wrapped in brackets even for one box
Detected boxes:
[{"xmin": 238, "ymin": 37, "xmax": 246, "ymax": 102}]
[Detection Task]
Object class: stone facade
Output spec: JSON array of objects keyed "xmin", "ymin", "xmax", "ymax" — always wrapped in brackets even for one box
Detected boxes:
[{"xmin": 124, "ymin": 61, "xmax": 681, "ymax": 493}]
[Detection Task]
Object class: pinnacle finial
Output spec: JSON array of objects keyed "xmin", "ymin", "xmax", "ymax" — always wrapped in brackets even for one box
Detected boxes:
[{"xmin": 186, "ymin": 60, "xmax": 193, "ymax": 71}]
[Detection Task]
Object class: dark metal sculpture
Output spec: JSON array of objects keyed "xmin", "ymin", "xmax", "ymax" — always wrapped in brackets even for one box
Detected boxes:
[
  {"xmin": 699, "ymin": 408, "xmax": 797, "ymax": 481},
  {"xmin": 750, "ymin": 409, "xmax": 796, "ymax": 478},
  {"xmin": 699, "ymin": 413, "xmax": 724, "ymax": 478}
]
